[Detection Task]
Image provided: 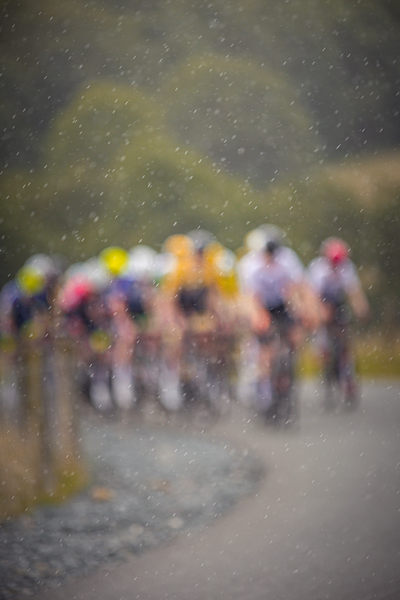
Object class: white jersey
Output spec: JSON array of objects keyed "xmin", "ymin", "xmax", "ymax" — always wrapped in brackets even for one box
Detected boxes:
[
  {"xmin": 308, "ymin": 256, "xmax": 361, "ymax": 305},
  {"xmin": 247, "ymin": 251, "xmax": 303, "ymax": 310},
  {"xmin": 238, "ymin": 246, "xmax": 305, "ymax": 296}
]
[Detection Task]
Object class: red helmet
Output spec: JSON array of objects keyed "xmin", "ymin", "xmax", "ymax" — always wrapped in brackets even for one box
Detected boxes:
[{"xmin": 321, "ymin": 237, "xmax": 350, "ymax": 264}]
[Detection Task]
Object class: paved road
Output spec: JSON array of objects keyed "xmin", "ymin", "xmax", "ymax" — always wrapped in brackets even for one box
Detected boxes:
[{"xmin": 36, "ymin": 379, "xmax": 400, "ymax": 600}]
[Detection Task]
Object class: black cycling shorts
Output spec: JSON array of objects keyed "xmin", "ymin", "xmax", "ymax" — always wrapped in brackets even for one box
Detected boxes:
[{"xmin": 177, "ymin": 287, "xmax": 208, "ymax": 315}]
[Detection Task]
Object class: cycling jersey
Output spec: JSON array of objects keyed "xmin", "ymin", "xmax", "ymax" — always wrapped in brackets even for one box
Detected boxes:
[
  {"xmin": 11, "ymin": 289, "xmax": 49, "ymax": 334},
  {"xmin": 238, "ymin": 246, "xmax": 305, "ymax": 295},
  {"xmin": 307, "ymin": 256, "xmax": 361, "ymax": 307},
  {"xmin": 161, "ymin": 250, "xmax": 222, "ymax": 315},
  {"xmin": 250, "ymin": 255, "xmax": 298, "ymax": 312},
  {"xmin": 107, "ymin": 277, "xmax": 147, "ymax": 321}
]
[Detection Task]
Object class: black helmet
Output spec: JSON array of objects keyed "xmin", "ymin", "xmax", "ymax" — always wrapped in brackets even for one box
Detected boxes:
[
  {"xmin": 264, "ymin": 239, "xmax": 279, "ymax": 255},
  {"xmin": 258, "ymin": 224, "xmax": 286, "ymax": 248}
]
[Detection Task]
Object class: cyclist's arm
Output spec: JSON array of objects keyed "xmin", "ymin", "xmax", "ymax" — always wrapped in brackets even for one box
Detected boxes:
[
  {"xmin": 347, "ymin": 284, "xmax": 371, "ymax": 321},
  {"xmin": 285, "ymin": 278, "xmax": 325, "ymax": 331},
  {"xmin": 341, "ymin": 260, "xmax": 371, "ymax": 321},
  {"xmin": 246, "ymin": 294, "xmax": 271, "ymax": 335}
]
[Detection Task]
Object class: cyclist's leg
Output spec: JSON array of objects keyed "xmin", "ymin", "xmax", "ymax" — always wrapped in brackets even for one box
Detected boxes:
[
  {"xmin": 236, "ymin": 330, "xmax": 259, "ymax": 407},
  {"xmin": 158, "ymin": 321, "xmax": 184, "ymax": 412},
  {"xmin": 144, "ymin": 331, "xmax": 163, "ymax": 401},
  {"xmin": 255, "ymin": 331, "xmax": 275, "ymax": 415},
  {"xmin": 89, "ymin": 347, "xmax": 113, "ymax": 412},
  {"xmin": 151, "ymin": 294, "xmax": 184, "ymax": 412},
  {"xmin": 204, "ymin": 328, "xmax": 232, "ymax": 416},
  {"xmin": 184, "ymin": 315, "xmax": 214, "ymax": 406},
  {"xmin": 320, "ymin": 322, "xmax": 339, "ymax": 410},
  {"xmin": 340, "ymin": 329, "xmax": 359, "ymax": 408},
  {"xmin": 280, "ymin": 319, "xmax": 299, "ymax": 424},
  {"xmin": 111, "ymin": 308, "xmax": 137, "ymax": 410},
  {"xmin": 216, "ymin": 329, "xmax": 235, "ymax": 410}
]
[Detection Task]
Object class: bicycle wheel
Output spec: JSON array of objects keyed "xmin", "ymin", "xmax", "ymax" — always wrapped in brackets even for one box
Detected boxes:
[
  {"xmin": 323, "ymin": 331, "xmax": 342, "ymax": 411},
  {"xmin": 180, "ymin": 333, "xmax": 219, "ymax": 427},
  {"xmin": 273, "ymin": 346, "xmax": 296, "ymax": 427},
  {"xmin": 341, "ymin": 352, "xmax": 360, "ymax": 410},
  {"xmin": 207, "ymin": 360, "xmax": 231, "ymax": 417}
]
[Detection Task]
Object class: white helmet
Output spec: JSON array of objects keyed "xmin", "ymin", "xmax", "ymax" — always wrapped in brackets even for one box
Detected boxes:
[
  {"xmin": 84, "ymin": 257, "xmax": 110, "ymax": 291},
  {"xmin": 128, "ymin": 245, "xmax": 158, "ymax": 279},
  {"xmin": 245, "ymin": 224, "xmax": 287, "ymax": 252}
]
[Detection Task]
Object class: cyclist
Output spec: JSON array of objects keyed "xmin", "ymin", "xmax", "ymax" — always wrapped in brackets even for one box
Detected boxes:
[
  {"xmin": 101, "ymin": 245, "xmax": 159, "ymax": 411},
  {"xmin": 308, "ymin": 237, "xmax": 370, "ymax": 406},
  {"xmin": 246, "ymin": 239, "xmax": 300, "ymax": 418},
  {"xmin": 57, "ymin": 261, "xmax": 114, "ymax": 412},
  {"xmin": 158, "ymin": 230, "xmax": 229, "ymax": 412},
  {"xmin": 308, "ymin": 237, "xmax": 370, "ymax": 321},
  {"xmin": 237, "ymin": 225, "xmax": 322, "ymax": 417},
  {"xmin": 11, "ymin": 262, "xmax": 54, "ymax": 340},
  {"xmin": 120, "ymin": 244, "xmax": 161, "ymax": 406},
  {"xmin": 160, "ymin": 230, "xmax": 225, "ymax": 326},
  {"xmin": 151, "ymin": 234, "xmax": 193, "ymax": 410},
  {"xmin": 0, "ymin": 264, "xmax": 47, "ymax": 417}
]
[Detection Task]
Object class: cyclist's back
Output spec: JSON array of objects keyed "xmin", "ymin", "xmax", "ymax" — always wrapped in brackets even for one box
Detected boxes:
[
  {"xmin": 161, "ymin": 232, "xmax": 222, "ymax": 325},
  {"xmin": 238, "ymin": 225, "xmax": 305, "ymax": 300},
  {"xmin": 308, "ymin": 238, "xmax": 370, "ymax": 320}
]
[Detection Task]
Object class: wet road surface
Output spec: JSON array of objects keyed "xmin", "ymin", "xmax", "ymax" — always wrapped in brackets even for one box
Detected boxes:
[{"xmin": 33, "ymin": 378, "xmax": 400, "ymax": 600}]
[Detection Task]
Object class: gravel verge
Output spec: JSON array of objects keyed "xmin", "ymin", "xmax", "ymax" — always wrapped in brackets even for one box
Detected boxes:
[{"xmin": 0, "ymin": 407, "xmax": 263, "ymax": 598}]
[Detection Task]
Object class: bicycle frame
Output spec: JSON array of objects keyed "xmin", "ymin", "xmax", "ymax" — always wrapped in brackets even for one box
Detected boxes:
[
  {"xmin": 268, "ymin": 318, "xmax": 297, "ymax": 426},
  {"xmin": 134, "ymin": 331, "xmax": 162, "ymax": 403},
  {"xmin": 180, "ymin": 329, "xmax": 232, "ymax": 418},
  {"xmin": 323, "ymin": 305, "xmax": 358, "ymax": 410}
]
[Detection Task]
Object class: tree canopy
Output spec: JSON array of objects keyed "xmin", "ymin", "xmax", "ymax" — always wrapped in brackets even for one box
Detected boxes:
[{"xmin": 0, "ymin": 0, "xmax": 399, "ymax": 324}]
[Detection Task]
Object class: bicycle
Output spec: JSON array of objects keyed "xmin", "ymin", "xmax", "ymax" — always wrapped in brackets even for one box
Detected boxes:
[
  {"xmin": 209, "ymin": 330, "xmax": 236, "ymax": 414},
  {"xmin": 133, "ymin": 331, "xmax": 162, "ymax": 404},
  {"xmin": 322, "ymin": 304, "xmax": 359, "ymax": 411},
  {"xmin": 178, "ymin": 327, "xmax": 232, "ymax": 424},
  {"xmin": 266, "ymin": 318, "xmax": 298, "ymax": 427}
]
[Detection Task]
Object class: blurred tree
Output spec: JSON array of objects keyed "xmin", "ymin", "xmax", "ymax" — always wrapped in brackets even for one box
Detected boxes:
[
  {"xmin": 160, "ymin": 54, "xmax": 324, "ymax": 185},
  {"xmin": 1, "ymin": 0, "xmax": 400, "ymax": 327}
]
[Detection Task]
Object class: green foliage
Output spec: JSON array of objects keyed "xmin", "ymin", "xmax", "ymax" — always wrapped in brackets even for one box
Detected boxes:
[
  {"xmin": 259, "ymin": 155, "xmax": 400, "ymax": 326},
  {"xmin": 299, "ymin": 333, "xmax": 400, "ymax": 379},
  {"xmin": 1, "ymin": 0, "xmax": 400, "ymax": 172},
  {"xmin": 0, "ymin": 80, "xmax": 265, "ymax": 271},
  {"xmin": 45, "ymin": 82, "xmax": 163, "ymax": 170},
  {"xmin": 160, "ymin": 53, "xmax": 322, "ymax": 183},
  {"xmin": 0, "ymin": 0, "xmax": 400, "ymax": 327}
]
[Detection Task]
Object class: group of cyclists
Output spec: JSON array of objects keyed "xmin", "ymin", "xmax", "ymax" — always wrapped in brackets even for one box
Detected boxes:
[{"xmin": 0, "ymin": 225, "xmax": 371, "ymax": 424}]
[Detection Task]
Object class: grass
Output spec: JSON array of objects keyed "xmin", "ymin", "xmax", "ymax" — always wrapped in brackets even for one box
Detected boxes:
[{"xmin": 298, "ymin": 333, "xmax": 400, "ymax": 379}]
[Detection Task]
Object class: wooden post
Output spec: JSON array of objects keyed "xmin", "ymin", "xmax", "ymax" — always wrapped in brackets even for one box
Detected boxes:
[
  {"xmin": 23, "ymin": 341, "xmax": 55, "ymax": 495},
  {"xmin": 53, "ymin": 337, "xmax": 80, "ymax": 466}
]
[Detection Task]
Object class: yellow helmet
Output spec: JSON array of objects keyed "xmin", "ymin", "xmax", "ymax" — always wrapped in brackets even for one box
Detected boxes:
[
  {"xmin": 99, "ymin": 246, "xmax": 129, "ymax": 277},
  {"xmin": 163, "ymin": 234, "xmax": 194, "ymax": 258},
  {"xmin": 16, "ymin": 265, "xmax": 45, "ymax": 296},
  {"xmin": 203, "ymin": 241, "xmax": 224, "ymax": 264}
]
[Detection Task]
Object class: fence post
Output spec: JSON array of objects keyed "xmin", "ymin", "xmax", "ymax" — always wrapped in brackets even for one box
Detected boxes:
[
  {"xmin": 22, "ymin": 340, "xmax": 56, "ymax": 495},
  {"xmin": 1, "ymin": 320, "xmax": 90, "ymax": 521},
  {"xmin": 53, "ymin": 335, "xmax": 81, "ymax": 468}
]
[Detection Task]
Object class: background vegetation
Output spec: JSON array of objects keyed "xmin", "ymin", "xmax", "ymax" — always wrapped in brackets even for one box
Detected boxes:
[{"xmin": 1, "ymin": 0, "xmax": 399, "ymax": 330}]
